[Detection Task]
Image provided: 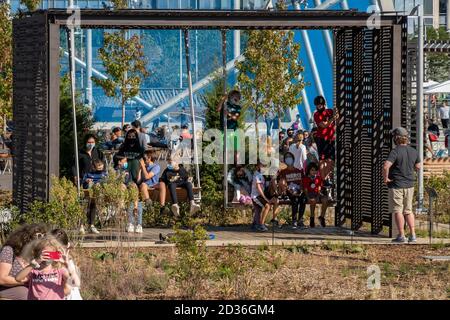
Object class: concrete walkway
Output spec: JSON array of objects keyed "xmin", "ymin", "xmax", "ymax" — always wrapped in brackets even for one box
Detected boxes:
[{"xmin": 78, "ymin": 225, "xmax": 450, "ymax": 248}]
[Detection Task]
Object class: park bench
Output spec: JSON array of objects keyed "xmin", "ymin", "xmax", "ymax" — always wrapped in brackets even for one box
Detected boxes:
[{"xmin": 423, "ymin": 157, "xmax": 450, "ymax": 178}]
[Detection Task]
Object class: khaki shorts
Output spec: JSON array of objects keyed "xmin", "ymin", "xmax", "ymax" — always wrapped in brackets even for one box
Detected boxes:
[{"xmin": 389, "ymin": 187, "xmax": 414, "ymax": 215}]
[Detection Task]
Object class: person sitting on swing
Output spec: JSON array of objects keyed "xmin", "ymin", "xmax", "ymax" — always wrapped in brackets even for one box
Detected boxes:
[
  {"xmin": 251, "ymin": 160, "xmax": 279, "ymax": 232},
  {"xmin": 159, "ymin": 156, "xmax": 200, "ymax": 217}
]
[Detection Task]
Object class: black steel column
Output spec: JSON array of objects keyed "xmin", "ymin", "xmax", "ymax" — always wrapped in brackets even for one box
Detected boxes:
[
  {"xmin": 371, "ymin": 26, "xmax": 393, "ymax": 234},
  {"xmin": 12, "ymin": 13, "xmax": 50, "ymax": 212}
]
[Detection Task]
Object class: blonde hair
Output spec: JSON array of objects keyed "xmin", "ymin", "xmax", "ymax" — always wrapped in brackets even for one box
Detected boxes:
[{"xmin": 22, "ymin": 236, "xmax": 65, "ymax": 267}]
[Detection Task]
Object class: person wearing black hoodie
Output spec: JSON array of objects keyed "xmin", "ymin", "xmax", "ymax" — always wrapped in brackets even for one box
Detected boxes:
[
  {"xmin": 115, "ymin": 129, "xmax": 144, "ymax": 184},
  {"xmin": 159, "ymin": 157, "xmax": 200, "ymax": 217}
]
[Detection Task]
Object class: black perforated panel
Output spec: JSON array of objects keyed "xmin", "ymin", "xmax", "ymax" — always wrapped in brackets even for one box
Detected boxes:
[{"xmin": 12, "ymin": 14, "xmax": 49, "ymax": 212}]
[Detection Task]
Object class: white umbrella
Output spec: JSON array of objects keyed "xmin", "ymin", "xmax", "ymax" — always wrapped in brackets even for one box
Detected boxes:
[
  {"xmin": 423, "ymin": 80, "xmax": 438, "ymax": 89},
  {"xmin": 425, "ymin": 80, "xmax": 450, "ymax": 94}
]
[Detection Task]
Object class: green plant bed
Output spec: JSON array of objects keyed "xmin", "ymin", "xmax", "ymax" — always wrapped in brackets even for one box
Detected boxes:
[{"xmin": 415, "ymin": 229, "xmax": 450, "ymax": 239}]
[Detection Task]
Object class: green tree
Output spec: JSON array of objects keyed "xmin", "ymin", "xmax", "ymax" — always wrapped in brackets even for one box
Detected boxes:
[
  {"xmin": 93, "ymin": 0, "xmax": 149, "ymax": 127},
  {"xmin": 20, "ymin": 0, "xmax": 41, "ymax": 12},
  {"xmin": 426, "ymin": 26, "xmax": 450, "ymax": 83},
  {"xmin": 0, "ymin": 3, "xmax": 12, "ymax": 125},
  {"xmin": 236, "ymin": 4, "xmax": 305, "ymax": 142},
  {"xmin": 93, "ymin": 30, "xmax": 149, "ymax": 127}
]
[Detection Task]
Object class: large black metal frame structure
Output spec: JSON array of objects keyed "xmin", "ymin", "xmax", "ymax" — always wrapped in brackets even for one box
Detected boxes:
[{"xmin": 12, "ymin": 9, "xmax": 407, "ymax": 235}]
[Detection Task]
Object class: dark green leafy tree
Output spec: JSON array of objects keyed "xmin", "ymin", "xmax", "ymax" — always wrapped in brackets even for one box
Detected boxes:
[
  {"xmin": 0, "ymin": 3, "xmax": 12, "ymax": 124},
  {"xmin": 20, "ymin": 0, "xmax": 41, "ymax": 12},
  {"xmin": 59, "ymin": 75, "xmax": 93, "ymax": 178},
  {"xmin": 426, "ymin": 27, "xmax": 450, "ymax": 83}
]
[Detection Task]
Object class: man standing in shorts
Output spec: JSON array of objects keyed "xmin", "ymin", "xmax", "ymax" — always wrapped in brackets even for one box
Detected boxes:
[
  {"xmin": 383, "ymin": 127, "xmax": 421, "ymax": 243},
  {"xmin": 313, "ymin": 96, "xmax": 338, "ymax": 196}
]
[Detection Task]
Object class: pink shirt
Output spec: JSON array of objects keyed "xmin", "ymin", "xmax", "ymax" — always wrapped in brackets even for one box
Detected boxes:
[{"xmin": 28, "ymin": 268, "xmax": 66, "ymax": 300}]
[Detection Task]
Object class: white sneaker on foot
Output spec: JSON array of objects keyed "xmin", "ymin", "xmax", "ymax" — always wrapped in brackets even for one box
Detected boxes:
[
  {"xmin": 79, "ymin": 225, "xmax": 85, "ymax": 235},
  {"xmin": 135, "ymin": 225, "xmax": 143, "ymax": 233},
  {"xmin": 171, "ymin": 204, "xmax": 180, "ymax": 217},
  {"xmin": 127, "ymin": 223, "xmax": 135, "ymax": 233},
  {"xmin": 89, "ymin": 225, "xmax": 100, "ymax": 234},
  {"xmin": 190, "ymin": 201, "xmax": 200, "ymax": 214}
]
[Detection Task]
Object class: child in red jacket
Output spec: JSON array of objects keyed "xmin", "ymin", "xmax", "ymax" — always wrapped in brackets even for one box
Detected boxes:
[{"xmin": 302, "ymin": 162, "xmax": 329, "ymax": 228}]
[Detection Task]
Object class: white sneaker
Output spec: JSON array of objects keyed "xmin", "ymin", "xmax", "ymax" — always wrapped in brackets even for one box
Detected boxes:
[
  {"xmin": 135, "ymin": 225, "xmax": 143, "ymax": 233},
  {"xmin": 190, "ymin": 201, "xmax": 200, "ymax": 214},
  {"xmin": 126, "ymin": 223, "xmax": 135, "ymax": 233},
  {"xmin": 171, "ymin": 204, "xmax": 180, "ymax": 217},
  {"xmin": 89, "ymin": 225, "xmax": 100, "ymax": 234},
  {"xmin": 79, "ymin": 225, "xmax": 85, "ymax": 235}
]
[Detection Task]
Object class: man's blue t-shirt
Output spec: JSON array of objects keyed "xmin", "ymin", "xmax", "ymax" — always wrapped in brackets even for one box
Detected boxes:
[{"xmin": 144, "ymin": 163, "xmax": 161, "ymax": 187}]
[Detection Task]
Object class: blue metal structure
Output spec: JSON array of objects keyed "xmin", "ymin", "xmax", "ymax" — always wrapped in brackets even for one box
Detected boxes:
[{"xmin": 8, "ymin": 0, "xmax": 376, "ymax": 129}]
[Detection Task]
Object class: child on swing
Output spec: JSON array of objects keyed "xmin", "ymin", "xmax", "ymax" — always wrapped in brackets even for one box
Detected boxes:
[{"xmin": 302, "ymin": 162, "xmax": 329, "ymax": 228}]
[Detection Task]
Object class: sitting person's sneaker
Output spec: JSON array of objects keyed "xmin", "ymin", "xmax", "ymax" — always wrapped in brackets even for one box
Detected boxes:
[
  {"xmin": 270, "ymin": 218, "xmax": 279, "ymax": 226},
  {"xmin": 126, "ymin": 223, "xmax": 135, "ymax": 233},
  {"xmin": 298, "ymin": 221, "xmax": 306, "ymax": 229},
  {"xmin": 318, "ymin": 216, "xmax": 326, "ymax": 228},
  {"xmin": 171, "ymin": 203, "xmax": 180, "ymax": 217},
  {"xmin": 391, "ymin": 235, "xmax": 407, "ymax": 243},
  {"xmin": 135, "ymin": 225, "xmax": 143, "ymax": 233},
  {"xmin": 292, "ymin": 221, "xmax": 298, "ymax": 229},
  {"xmin": 160, "ymin": 206, "xmax": 170, "ymax": 215},
  {"xmin": 79, "ymin": 225, "xmax": 86, "ymax": 235},
  {"xmin": 190, "ymin": 200, "xmax": 200, "ymax": 214},
  {"xmin": 309, "ymin": 217, "xmax": 315, "ymax": 228},
  {"xmin": 144, "ymin": 198, "xmax": 153, "ymax": 207},
  {"xmin": 258, "ymin": 224, "xmax": 269, "ymax": 232},
  {"xmin": 89, "ymin": 225, "xmax": 100, "ymax": 234},
  {"xmin": 408, "ymin": 235, "xmax": 417, "ymax": 243},
  {"xmin": 323, "ymin": 179, "xmax": 333, "ymax": 187}
]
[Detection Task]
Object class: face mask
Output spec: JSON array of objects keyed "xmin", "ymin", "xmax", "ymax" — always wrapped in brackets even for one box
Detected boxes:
[
  {"xmin": 287, "ymin": 132, "xmax": 293, "ymax": 137},
  {"xmin": 122, "ymin": 162, "xmax": 128, "ymax": 170},
  {"xmin": 86, "ymin": 143, "xmax": 95, "ymax": 150},
  {"xmin": 167, "ymin": 164, "xmax": 174, "ymax": 170},
  {"xmin": 285, "ymin": 158, "xmax": 294, "ymax": 166}
]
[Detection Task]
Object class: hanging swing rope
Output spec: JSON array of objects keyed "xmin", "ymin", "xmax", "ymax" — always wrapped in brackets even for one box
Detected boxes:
[
  {"xmin": 67, "ymin": 27, "xmax": 81, "ymax": 197},
  {"xmin": 183, "ymin": 29, "xmax": 201, "ymax": 199},
  {"xmin": 221, "ymin": 29, "xmax": 228, "ymax": 209}
]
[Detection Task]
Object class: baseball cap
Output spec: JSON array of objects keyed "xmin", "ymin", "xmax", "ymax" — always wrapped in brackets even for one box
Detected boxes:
[{"xmin": 390, "ymin": 127, "xmax": 408, "ymax": 137}]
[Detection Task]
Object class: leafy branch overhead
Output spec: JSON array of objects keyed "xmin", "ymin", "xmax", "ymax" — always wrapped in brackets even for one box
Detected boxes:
[
  {"xmin": 93, "ymin": 30, "xmax": 149, "ymax": 127},
  {"xmin": 0, "ymin": 3, "xmax": 12, "ymax": 120},
  {"xmin": 236, "ymin": 27, "xmax": 305, "ymax": 134}
]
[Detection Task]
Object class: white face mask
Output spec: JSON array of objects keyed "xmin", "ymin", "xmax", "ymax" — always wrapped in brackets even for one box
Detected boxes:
[{"xmin": 285, "ymin": 157, "xmax": 294, "ymax": 166}]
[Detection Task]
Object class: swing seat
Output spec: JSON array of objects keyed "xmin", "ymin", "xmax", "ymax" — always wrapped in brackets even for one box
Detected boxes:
[{"xmin": 148, "ymin": 186, "xmax": 201, "ymax": 203}]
